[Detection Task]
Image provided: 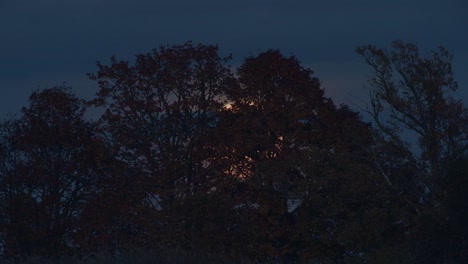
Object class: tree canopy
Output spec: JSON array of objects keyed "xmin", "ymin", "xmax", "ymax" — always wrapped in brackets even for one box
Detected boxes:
[{"xmin": 0, "ymin": 41, "xmax": 466, "ymax": 263}]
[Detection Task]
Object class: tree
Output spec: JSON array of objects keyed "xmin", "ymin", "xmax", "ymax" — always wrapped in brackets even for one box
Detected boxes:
[
  {"xmin": 0, "ymin": 87, "xmax": 104, "ymax": 259},
  {"xmin": 89, "ymin": 41, "xmax": 233, "ymax": 200},
  {"xmin": 217, "ymin": 50, "xmax": 388, "ymax": 262},
  {"xmin": 356, "ymin": 40, "xmax": 468, "ymax": 210},
  {"xmin": 88, "ymin": 42, "xmax": 235, "ymax": 251},
  {"xmin": 356, "ymin": 40, "xmax": 468, "ymax": 261}
]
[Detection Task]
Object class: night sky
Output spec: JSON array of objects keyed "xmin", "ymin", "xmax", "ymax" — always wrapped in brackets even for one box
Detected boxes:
[{"xmin": 1, "ymin": 0, "xmax": 467, "ymax": 120}]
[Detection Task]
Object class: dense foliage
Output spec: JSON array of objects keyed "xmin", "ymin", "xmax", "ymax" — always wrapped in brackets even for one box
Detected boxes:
[{"xmin": 0, "ymin": 41, "xmax": 466, "ymax": 263}]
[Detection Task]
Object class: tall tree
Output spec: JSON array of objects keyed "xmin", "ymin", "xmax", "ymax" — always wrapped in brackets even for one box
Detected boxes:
[
  {"xmin": 356, "ymin": 40, "xmax": 468, "ymax": 209},
  {"xmin": 88, "ymin": 42, "xmax": 236, "ymax": 253},
  {"xmin": 0, "ymin": 87, "xmax": 104, "ymax": 259},
  {"xmin": 89, "ymin": 42, "xmax": 233, "ymax": 207},
  {"xmin": 218, "ymin": 50, "xmax": 385, "ymax": 262}
]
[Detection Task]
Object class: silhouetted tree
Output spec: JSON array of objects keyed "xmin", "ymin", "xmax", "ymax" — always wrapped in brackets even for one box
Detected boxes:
[
  {"xmin": 88, "ymin": 42, "xmax": 235, "ymax": 251},
  {"xmin": 356, "ymin": 40, "xmax": 468, "ymax": 261},
  {"xmin": 216, "ymin": 50, "xmax": 392, "ymax": 262},
  {"xmin": 0, "ymin": 87, "xmax": 104, "ymax": 260},
  {"xmin": 356, "ymin": 40, "xmax": 468, "ymax": 209}
]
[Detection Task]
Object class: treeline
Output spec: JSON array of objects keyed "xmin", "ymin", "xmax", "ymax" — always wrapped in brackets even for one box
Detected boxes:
[{"xmin": 0, "ymin": 41, "xmax": 467, "ymax": 263}]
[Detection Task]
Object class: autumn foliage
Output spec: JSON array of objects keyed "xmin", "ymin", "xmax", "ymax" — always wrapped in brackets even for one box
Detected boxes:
[{"xmin": 0, "ymin": 41, "xmax": 466, "ymax": 263}]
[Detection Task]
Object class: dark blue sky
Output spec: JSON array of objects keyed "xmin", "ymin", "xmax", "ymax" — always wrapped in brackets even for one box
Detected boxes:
[{"xmin": 1, "ymin": 0, "xmax": 467, "ymax": 119}]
